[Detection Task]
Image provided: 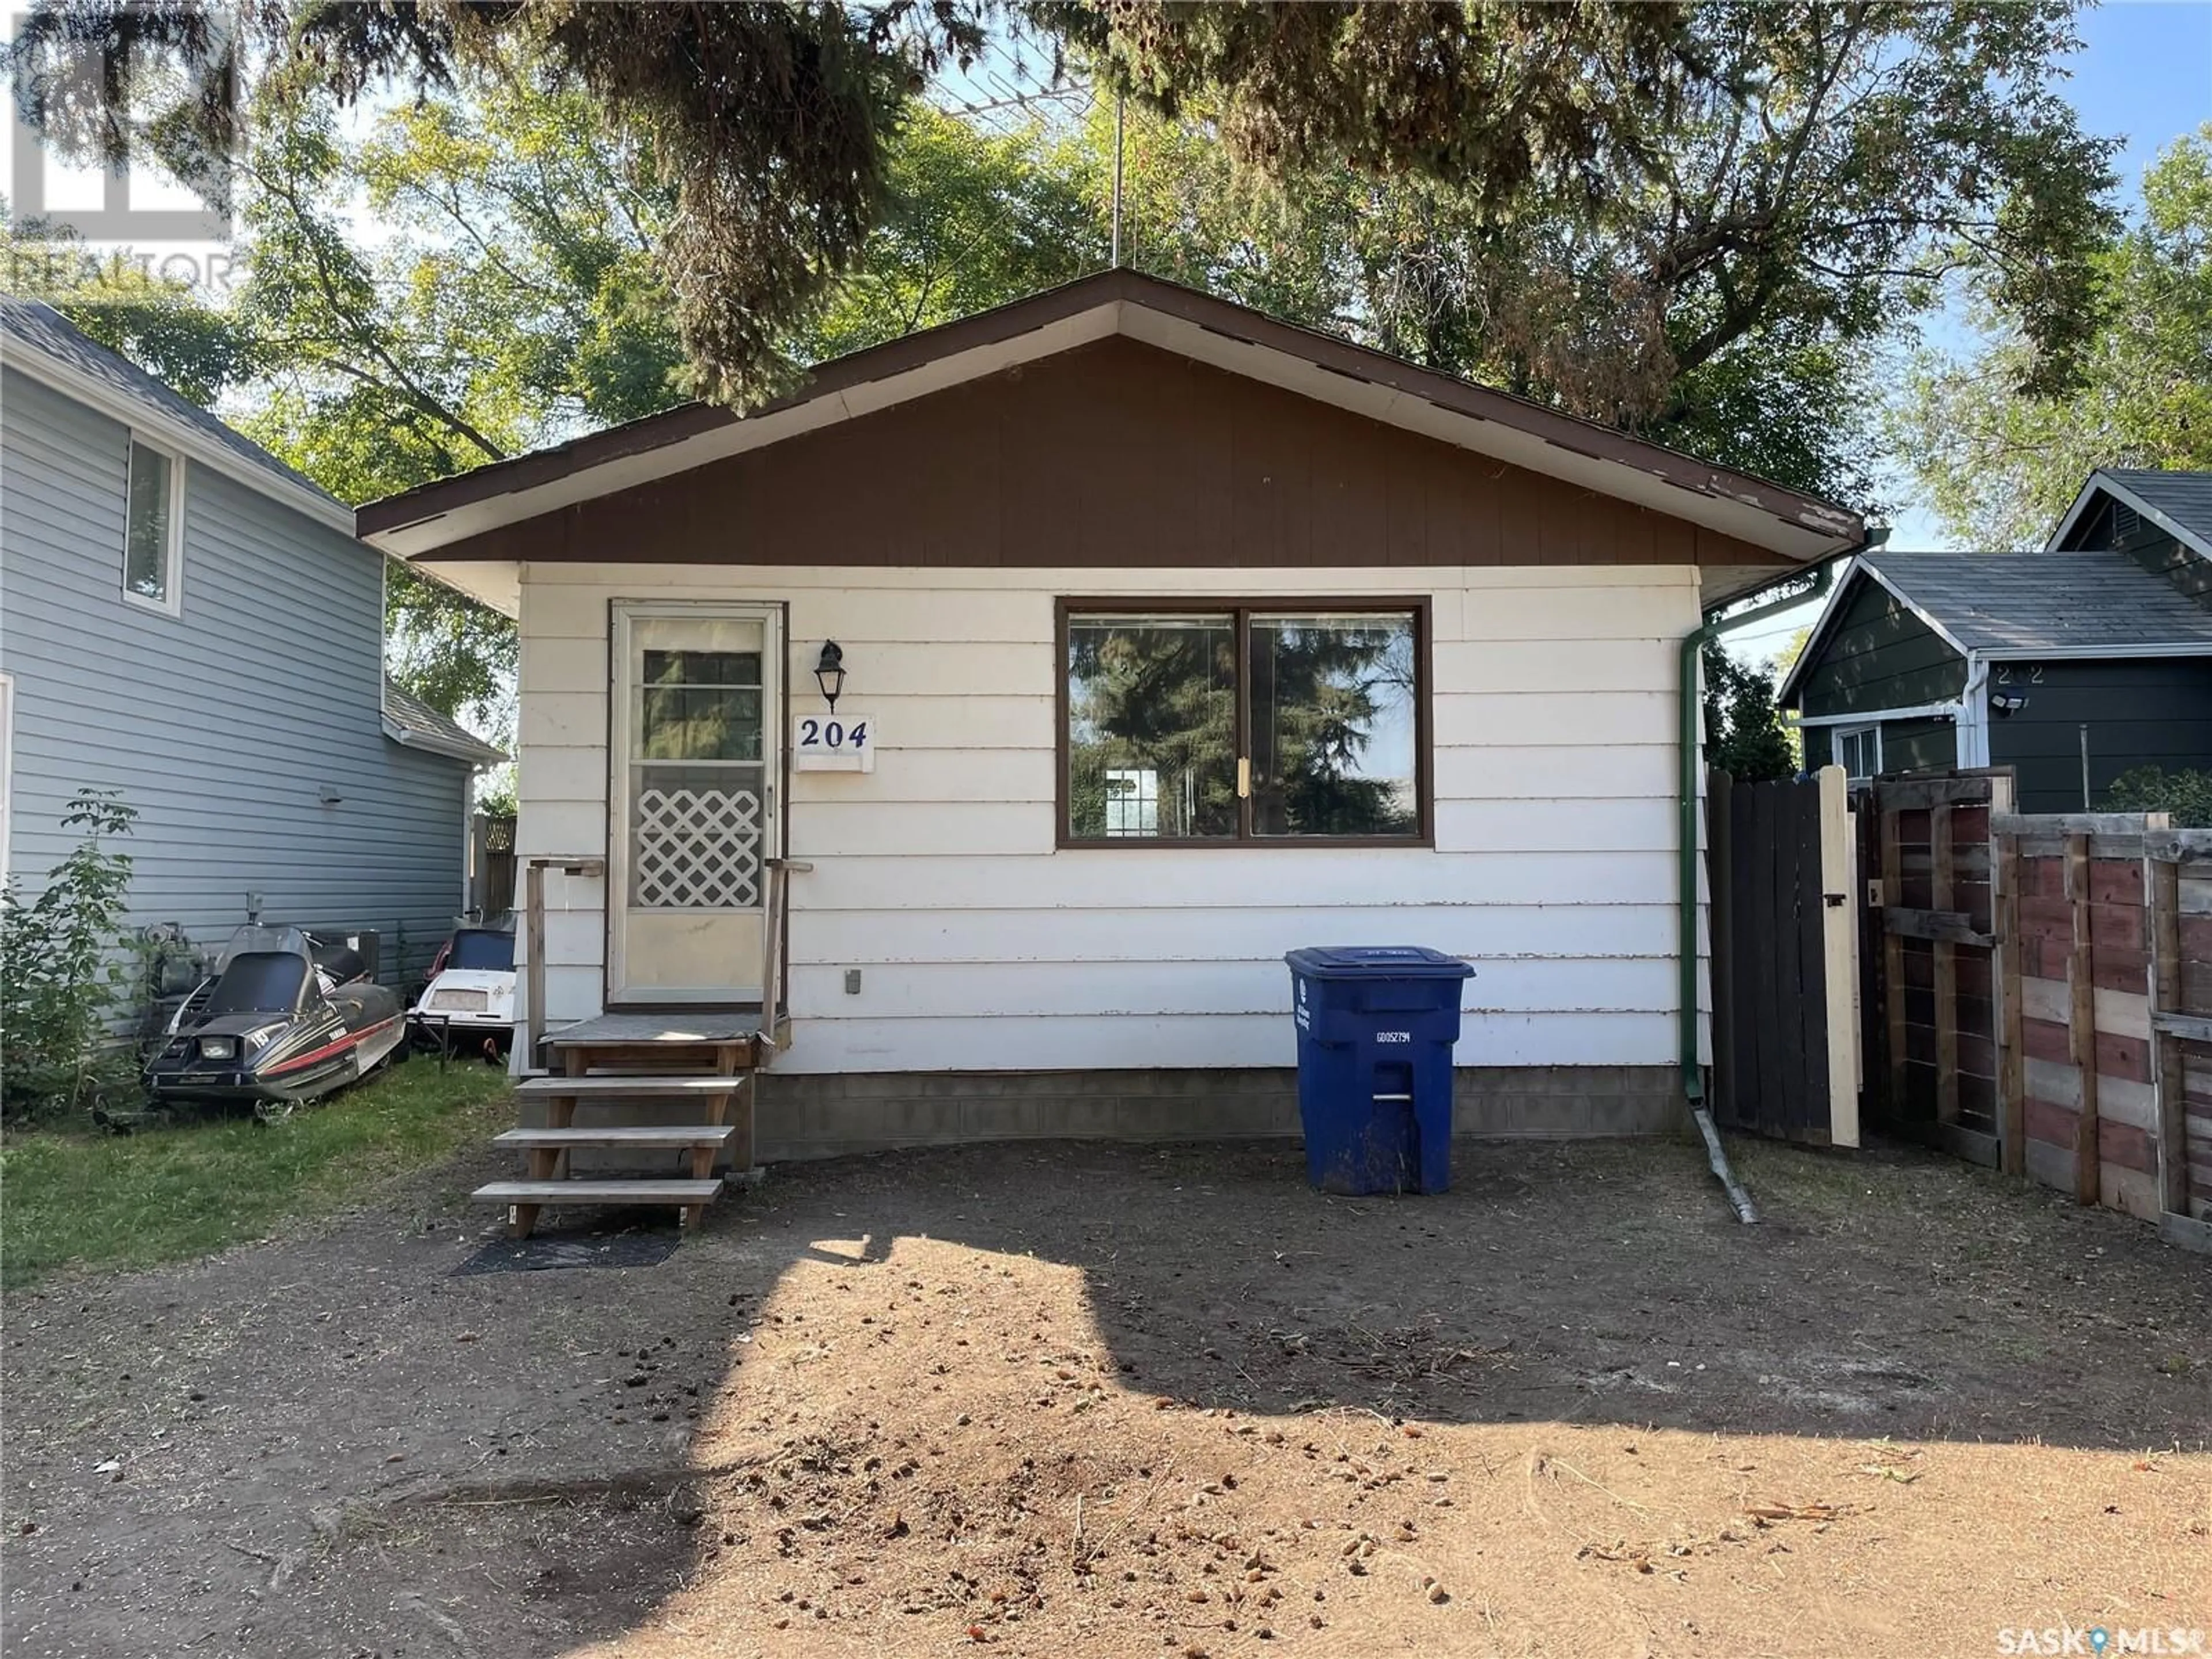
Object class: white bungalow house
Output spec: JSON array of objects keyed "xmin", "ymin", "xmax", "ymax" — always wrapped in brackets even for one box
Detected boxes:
[{"xmin": 355, "ymin": 271, "xmax": 1866, "ymax": 1167}]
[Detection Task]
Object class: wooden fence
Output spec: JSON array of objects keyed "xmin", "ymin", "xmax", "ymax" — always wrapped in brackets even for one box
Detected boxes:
[
  {"xmin": 1989, "ymin": 813, "xmax": 2209, "ymax": 1253},
  {"xmin": 1728, "ymin": 768, "xmax": 2212, "ymax": 1253},
  {"xmin": 469, "ymin": 813, "xmax": 517, "ymax": 920}
]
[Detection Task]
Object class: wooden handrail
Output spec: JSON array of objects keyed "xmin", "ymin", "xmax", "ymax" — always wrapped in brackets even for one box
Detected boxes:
[
  {"xmin": 756, "ymin": 858, "xmax": 812, "ymax": 1059},
  {"xmin": 519, "ymin": 854, "xmax": 606, "ymax": 1071}
]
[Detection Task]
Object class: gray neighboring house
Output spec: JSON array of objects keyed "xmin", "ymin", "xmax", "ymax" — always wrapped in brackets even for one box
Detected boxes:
[
  {"xmin": 0, "ymin": 298, "xmax": 503, "ymax": 997},
  {"xmin": 1778, "ymin": 468, "xmax": 2212, "ymax": 812}
]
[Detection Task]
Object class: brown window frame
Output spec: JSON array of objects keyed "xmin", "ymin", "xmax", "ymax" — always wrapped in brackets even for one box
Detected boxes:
[{"xmin": 1054, "ymin": 595, "xmax": 1434, "ymax": 851}]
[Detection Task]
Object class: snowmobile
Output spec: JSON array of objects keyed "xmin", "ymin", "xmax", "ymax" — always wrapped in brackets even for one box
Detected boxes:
[
  {"xmin": 408, "ymin": 919, "xmax": 517, "ymax": 1060},
  {"xmin": 145, "ymin": 925, "xmax": 404, "ymax": 1115}
]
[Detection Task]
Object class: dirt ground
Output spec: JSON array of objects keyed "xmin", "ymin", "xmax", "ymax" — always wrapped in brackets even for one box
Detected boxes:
[{"xmin": 5, "ymin": 1131, "xmax": 2209, "ymax": 1659}]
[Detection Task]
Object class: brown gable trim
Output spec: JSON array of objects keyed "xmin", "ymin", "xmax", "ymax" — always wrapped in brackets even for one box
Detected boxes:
[
  {"xmin": 357, "ymin": 269, "xmax": 1860, "ymax": 554},
  {"xmin": 419, "ymin": 336, "xmax": 1793, "ymax": 575}
]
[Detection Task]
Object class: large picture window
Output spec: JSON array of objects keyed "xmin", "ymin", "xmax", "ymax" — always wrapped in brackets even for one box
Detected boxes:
[{"xmin": 1059, "ymin": 600, "xmax": 1428, "ymax": 846}]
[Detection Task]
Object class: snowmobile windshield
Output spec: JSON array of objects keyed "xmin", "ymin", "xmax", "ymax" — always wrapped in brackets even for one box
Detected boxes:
[
  {"xmin": 214, "ymin": 925, "xmax": 313, "ymax": 972},
  {"xmin": 207, "ymin": 952, "xmax": 309, "ymax": 1014},
  {"xmin": 447, "ymin": 930, "xmax": 516, "ymax": 972}
]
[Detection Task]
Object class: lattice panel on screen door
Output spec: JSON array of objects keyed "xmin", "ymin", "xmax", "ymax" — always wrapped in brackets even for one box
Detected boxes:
[{"xmin": 632, "ymin": 785, "xmax": 762, "ymax": 909}]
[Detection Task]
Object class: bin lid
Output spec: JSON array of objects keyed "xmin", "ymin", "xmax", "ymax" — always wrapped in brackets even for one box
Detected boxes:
[{"xmin": 1284, "ymin": 945, "xmax": 1474, "ymax": 980}]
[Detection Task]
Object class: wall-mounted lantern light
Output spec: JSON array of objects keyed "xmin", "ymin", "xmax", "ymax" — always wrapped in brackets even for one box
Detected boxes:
[{"xmin": 813, "ymin": 641, "xmax": 847, "ymax": 711}]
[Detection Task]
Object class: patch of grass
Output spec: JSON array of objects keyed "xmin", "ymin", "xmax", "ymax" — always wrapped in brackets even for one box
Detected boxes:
[{"xmin": 1, "ymin": 1059, "xmax": 512, "ymax": 1286}]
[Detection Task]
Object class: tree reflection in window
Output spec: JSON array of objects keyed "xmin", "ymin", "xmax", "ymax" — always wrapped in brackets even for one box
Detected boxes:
[
  {"xmin": 1067, "ymin": 616, "xmax": 1237, "ymax": 839},
  {"xmin": 1064, "ymin": 606, "xmax": 1421, "ymax": 843},
  {"xmin": 1248, "ymin": 613, "xmax": 1417, "ymax": 838}
]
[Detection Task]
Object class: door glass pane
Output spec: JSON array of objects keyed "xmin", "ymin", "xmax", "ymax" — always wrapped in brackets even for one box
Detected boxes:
[
  {"xmin": 629, "ymin": 618, "xmax": 767, "ymax": 910},
  {"xmin": 1247, "ymin": 612, "xmax": 1418, "ymax": 838},
  {"xmin": 1066, "ymin": 615, "xmax": 1238, "ymax": 840},
  {"xmin": 124, "ymin": 441, "xmax": 172, "ymax": 601}
]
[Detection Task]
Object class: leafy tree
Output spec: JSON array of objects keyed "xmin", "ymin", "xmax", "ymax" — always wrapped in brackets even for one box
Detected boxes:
[
  {"xmin": 1897, "ymin": 127, "xmax": 2212, "ymax": 548},
  {"xmin": 1702, "ymin": 647, "xmax": 1796, "ymax": 782},
  {"xmin": 797, "ymin": 103, "xmax": 1103, "ymax": 361},
  {"xmin": 1100, "ymin": 4, "xmax": 2113, "ymax": 503},
  {"xmin": 224, "ymin": 64, "xmax": 684, "ymax": 716},
  {"xmin": 6, "ymin": 1, "xmax": 2115, "ymax": 415}
]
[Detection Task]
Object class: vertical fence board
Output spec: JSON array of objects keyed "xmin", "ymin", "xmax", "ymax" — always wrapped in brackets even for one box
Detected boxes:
[
  {"xmin": 2065, "ymin": 833, "xmax": 2102, "ymax": 1207},
  {"xmin": 1730, "ymin": 775, "xmax": 1760, "ymax": 1127},
  {"xmin": 1791, "ymin": 781, "xmax": 1830, "ymax": 1139},
  {"xmin": 1998, "ymin": 835, "xmax": 2027, "ymax": 1176},
  {"xmin": 1754, "ymin": 784, "xmax": 1789, "ymax": 1136},
  {"xmin": 1933, "ymin": 808, "xmax": 1961, "ymax": 1126},
  {"xmin": 1820, "ymin": 771, "xmax": 1859, "ymax": 1147},
  {"xmin": 2149, "ymin": 855, "xmax": 2188, "ymax": 1219},
  {"xmin": 1880, "ymin": 807, "xmax": 1908, "ymax": 1124}
]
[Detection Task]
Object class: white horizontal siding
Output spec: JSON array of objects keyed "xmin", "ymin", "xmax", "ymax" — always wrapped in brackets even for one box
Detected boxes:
[
  {"xmin": 786, "ymin": 1010, "xmax": 1683, "ymax": 1073},
  {"xmin": 514, "ymin": 561, "xmax": 1712, "ymax": 1069},
  {"xmin": 790, "ymin": 957, "xmax": 1679, "ymax": 1019}
]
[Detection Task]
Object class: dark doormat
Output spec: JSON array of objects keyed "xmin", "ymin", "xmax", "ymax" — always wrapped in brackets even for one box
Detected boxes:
[{"xmin": 456, "ymin": 1229, "xmax": 683, "ymax": 1276}]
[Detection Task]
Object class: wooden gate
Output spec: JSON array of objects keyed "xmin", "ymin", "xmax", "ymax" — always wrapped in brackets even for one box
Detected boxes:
[
  {"xmin": 1853, "ymin": 771, "xmax": 2014, "ymax": 1165},
  {"xmin": 1707, "ymin": 767, "xmax": 1858, "ymax": 1144}
]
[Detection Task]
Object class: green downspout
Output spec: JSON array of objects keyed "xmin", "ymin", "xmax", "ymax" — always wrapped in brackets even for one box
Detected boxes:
[{"xmin": 1677, "ymin": 530, "xmax": 1885, "ymax": 1222}]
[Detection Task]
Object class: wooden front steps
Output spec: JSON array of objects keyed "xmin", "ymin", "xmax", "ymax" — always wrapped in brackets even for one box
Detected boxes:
[
  {"xmin": 494, "ymin": 1124, "xmax": 738, "ymax": 1150},
  {"xmin": 477, "ymin": 1179, "xmax": 724, "ymax": 1237},
  {"xmin": 476, "ymin": 1019, "xmax": 764, "ymax": 1238}
]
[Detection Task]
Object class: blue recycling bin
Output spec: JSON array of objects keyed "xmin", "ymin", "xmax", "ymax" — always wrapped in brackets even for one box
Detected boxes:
[{"xmin": 1285, "ymin": 946, "xmax": 1474, "ymax": 1195}]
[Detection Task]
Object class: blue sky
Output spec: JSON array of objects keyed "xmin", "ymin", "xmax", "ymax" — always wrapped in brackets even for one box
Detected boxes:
[{"xmin": 1730, "ymin": 0, "xmax": 2212, "ymax": 662}]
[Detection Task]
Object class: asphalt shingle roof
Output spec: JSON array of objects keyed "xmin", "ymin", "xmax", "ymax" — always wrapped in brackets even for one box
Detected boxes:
[
  {"xmin": 1861, "ymin": 547, "xmax": 2212, "ymax": 654},
  {"xmin": 0, "ymin": 297, "xmax": 338, "ymax": 507},
  {"xmin": 383, "ymin": 681, "xmax": 507, "ymax": 766},
  {"xmin": 2102, "ymin": 468, "xmax": 2212, "ymax": 552}
]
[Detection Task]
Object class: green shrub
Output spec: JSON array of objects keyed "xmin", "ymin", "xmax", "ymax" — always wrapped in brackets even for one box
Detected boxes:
[
  {"xmin": 1, "ymin": 791, "xmax": 138, "ymax": 1120},
  {"xmin": 2105, "ymin": 766, "xmax": 2212, "ymax": 828}
]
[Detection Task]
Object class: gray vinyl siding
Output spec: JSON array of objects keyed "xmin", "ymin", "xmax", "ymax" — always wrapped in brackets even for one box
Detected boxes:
[
  {"xmin": 1794, "ymin": 575, "xmax": 1969, "ymax": 718},
  {"xmin": 1986, "ymin": 657, "xmax": 2212, "ymax": 814},
  {"xmin": 1, "ymin": 365, "xmax": 471, "ymax": 990}
]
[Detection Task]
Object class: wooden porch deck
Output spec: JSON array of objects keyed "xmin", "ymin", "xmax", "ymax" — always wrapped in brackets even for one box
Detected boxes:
[{"xmin": 547, "ymin": 1012, "xmax": 764, "ymax": 1047}]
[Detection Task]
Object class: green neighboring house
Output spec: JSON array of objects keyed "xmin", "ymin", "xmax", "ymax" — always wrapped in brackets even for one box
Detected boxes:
[{"xmin": 1778, "ymin": 469, "xmax": 2212, "ymax": 813}]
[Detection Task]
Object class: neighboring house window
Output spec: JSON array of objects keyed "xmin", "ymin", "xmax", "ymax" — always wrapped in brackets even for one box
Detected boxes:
[
  {"xmin": 122, "ymin": 437, "xmax": 184, "ymax": 613},
  {"xmin": 1834, "ymin": 723, "xmax": 1882, "ymax": 782},
  {"xmin": 1059, "ymin": 600, "xmax": 1429, "ymax": 845}
]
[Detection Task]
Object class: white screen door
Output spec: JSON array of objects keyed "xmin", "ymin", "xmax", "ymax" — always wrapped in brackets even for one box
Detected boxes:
[{"xmin": 609, "ymin": 604, "xmax": 780, "ymax": 1003}]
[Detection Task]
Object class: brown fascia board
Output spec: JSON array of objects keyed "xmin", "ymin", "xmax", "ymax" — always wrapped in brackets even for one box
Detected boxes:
[{"xmin": 355, "ymin": 267, "xmax": 1862, "ymax": 550}]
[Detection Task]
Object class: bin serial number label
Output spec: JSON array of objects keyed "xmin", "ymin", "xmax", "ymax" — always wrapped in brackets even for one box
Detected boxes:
[{"xmin": 1376, "ymin": 1031, "xmax": 1411, "ymax": 1043}]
